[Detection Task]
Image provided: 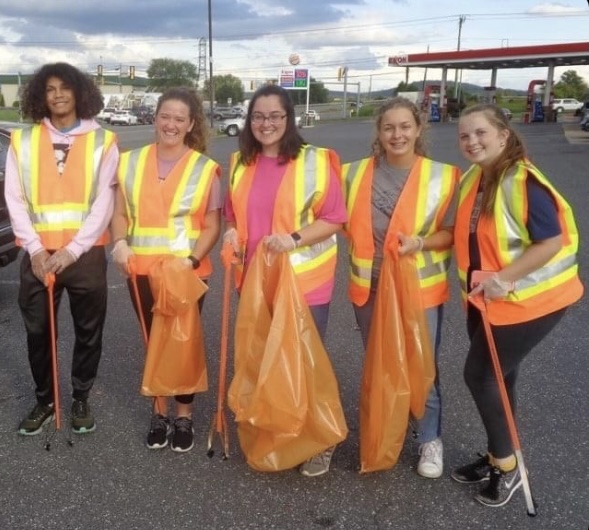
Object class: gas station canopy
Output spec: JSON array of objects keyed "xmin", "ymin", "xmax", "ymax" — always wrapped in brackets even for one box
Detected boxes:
[{"xmin": 388, "ymin": 42, "xmax": 589, "ymax": 70}]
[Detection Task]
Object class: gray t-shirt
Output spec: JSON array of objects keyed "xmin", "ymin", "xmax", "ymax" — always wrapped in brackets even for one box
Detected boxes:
[
  {"xmin": 371, "ymin": 158, "xmax": 410, "ymax": 284},
  {"xmin": 370, "ymin": 156, "xmax": 457, "ymax": 287}
]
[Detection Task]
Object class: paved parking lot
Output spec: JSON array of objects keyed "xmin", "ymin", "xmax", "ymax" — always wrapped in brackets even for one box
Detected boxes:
[{"xmin": 0, "ymin": 119, "xmax": 587, "ymax": 530}]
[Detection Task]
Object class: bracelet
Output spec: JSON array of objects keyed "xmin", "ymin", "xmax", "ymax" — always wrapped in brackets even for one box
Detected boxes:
[
  {"xmin": 415, "ymin": 236, "xmax": 424, "ymax": 251},
  {"xmin": 187, "ymin": 255, "xmax": 201, "ymax": 270}
]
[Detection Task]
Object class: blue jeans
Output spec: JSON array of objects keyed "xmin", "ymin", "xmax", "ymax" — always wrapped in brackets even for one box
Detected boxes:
[
  {"xmin": 309, "ymin": 303, "xmax": 330, "ymax": 343},
  {"xmin": 354, "ymin": 295, "xmax": 443, "ymax": 444}
]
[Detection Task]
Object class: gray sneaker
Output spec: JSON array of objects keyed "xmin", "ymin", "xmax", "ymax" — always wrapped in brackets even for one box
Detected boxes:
[
  {"xmin": 18, "ymin": 403, "xmax": 55, "ymax": 436},
  {"xmin": 299, "ymin": 446, "xmax": 336, "ymax": 477}
]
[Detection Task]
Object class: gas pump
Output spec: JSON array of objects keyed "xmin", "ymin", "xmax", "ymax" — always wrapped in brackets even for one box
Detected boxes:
[
  {"xmin": 525, "ymin": 80, "xmax": 554, "ymax": 123},
  {"xmin": 424, "ymin": 85, "xmax": 441, "ymax": 122},
  {"xmin": 483, "ymin": 86, "xmax": 497, "ymax": 104}
]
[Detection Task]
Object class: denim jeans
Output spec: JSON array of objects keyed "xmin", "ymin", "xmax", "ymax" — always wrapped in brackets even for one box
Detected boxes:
[
  {"xmin": 309, "ymin": 303, "xmax": 330, "ymax": 343},
  {"xmin": 354, "ymin": 294, "xmax": 444, "ymax": 444}
]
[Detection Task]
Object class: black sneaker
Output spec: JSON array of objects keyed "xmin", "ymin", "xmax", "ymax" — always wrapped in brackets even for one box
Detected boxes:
[
  {"xmin": 71, "ymin": 399, "xmax": 96, "ymax": 434},
  {"xmin": 170, "ymin": 417, "xmax": 194, "ymax": 453},
  {"xmin": 18, "ymin": 403, "xmax": 55, "ymax": 436},
  {"xmin": 146, "ymin": 414, "xmax": 171, "ymax": 450},
  {"xmin": 451, "ymin": 453, "xmax": 492, "ymax": 484},
  {"xmin": 475, "ymin": 466, "xmax": 523, "ymax": 507}
]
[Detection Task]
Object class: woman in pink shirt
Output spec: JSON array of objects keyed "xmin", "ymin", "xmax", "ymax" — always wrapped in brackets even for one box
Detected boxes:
[{"xmin": 224, "ymin": 85, "xmax": 347, "ymax": 477}]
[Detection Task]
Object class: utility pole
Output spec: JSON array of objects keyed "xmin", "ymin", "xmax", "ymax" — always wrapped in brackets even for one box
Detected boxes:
[
  {"xmin": 208, "ymin": 0, "xmax": 214, "ymax": 128},
  {"xmin": 454, "ymin": 15, "xmax": 466, "ymax": 98}
]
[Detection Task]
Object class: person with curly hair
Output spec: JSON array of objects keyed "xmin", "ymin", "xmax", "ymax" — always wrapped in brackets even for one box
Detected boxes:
[
  {"xmin": 5, "ymin": 62, "xmax": 119, "ymax": 436},
  {"xmin": 111, "ymin": 87, "xmax": 221, "ymax": 452}
]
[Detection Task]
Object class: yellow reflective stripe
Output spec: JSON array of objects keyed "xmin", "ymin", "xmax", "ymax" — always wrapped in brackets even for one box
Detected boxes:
[
  {"xmin": 345, "ymin": 159, "xmax": 370, "ymax": 214},
  {"xmin": 291, "ymin": 237, "xmax": 336, "ymax": 273}
]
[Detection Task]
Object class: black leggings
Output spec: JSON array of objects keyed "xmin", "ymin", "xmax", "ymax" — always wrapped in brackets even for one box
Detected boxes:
[
  {"xmin": 127, "ymin": 274, "xmax": 206, "ymax": 405},
  {"xmin": 464, "ymin": 305, "xmax": 566, "ymax": 458}
]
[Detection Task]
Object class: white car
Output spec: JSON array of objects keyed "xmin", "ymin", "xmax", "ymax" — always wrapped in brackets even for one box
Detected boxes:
[
  {"xmin": 218, "ymin": 117, "xmax": 245, "ymax": 137},
  {"xmin": 551, "ymin": 98, "xmax": 583, "ymax": 113},
  {"xmin": 110, "ymin": 110, "xmax": 138, "ymax": 126},
  {"xmin": 96, "ymin": 107, "xmax": 117, "ymax": 123}
]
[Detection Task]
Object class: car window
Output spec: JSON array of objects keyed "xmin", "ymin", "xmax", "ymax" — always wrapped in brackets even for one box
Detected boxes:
[{"xmin": 0, "ymin": 131, "xmax": 10, "ymax": 179}]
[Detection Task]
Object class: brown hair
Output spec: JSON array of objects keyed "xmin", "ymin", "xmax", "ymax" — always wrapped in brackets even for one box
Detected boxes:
[
  {"xmin": 460, "ymin": 104, "xmax": 527, "ymax": 215},
  {"xmin": 21, "ymin": 62, "xmax": 104, "ymax": 122},
  {"xmin": 155, "ymin": 87, "xmax": 208, "ymax": 153},
  {"xmin": 371, "ymin": 97, "xmax": 428, "ymax": 164},
  {"xmin": 238, "ymin": 84, "xmax": 305, "ymax": 165}
]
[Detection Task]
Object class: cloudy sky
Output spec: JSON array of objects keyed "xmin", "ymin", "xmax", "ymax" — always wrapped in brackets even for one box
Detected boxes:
[{"xmin": 0, "ymin": 0, "xmax": 587, "ymax": 93}]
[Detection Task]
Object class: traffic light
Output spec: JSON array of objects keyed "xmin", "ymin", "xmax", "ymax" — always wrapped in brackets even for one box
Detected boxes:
[
  {"xmin": 337, "ymin": 67, "xmax": 343, "ymax": 81},
  {"xmin": 129, "ymin": 66, "xmax": 135, "ymax": 80},
  {"xmin": 97, "ymin": 64, "xmax": 103, "ymax": 76},
  {"xmin": 250, "ymin": 80, "xmax": 255, "ymax": 90}
]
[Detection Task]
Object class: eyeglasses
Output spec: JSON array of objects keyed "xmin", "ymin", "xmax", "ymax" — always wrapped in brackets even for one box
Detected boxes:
[{"xmin": 251, "ymin": 112, "xmax": 287, "ymax": 125}]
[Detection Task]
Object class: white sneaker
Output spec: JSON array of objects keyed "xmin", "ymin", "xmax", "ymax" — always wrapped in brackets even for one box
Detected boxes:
[{"xmin": 417, "ymin": 438, "xmax": 443, "ymax": 478}]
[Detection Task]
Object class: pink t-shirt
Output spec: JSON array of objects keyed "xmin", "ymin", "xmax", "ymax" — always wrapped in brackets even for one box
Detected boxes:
[{"xmin": 224, "ymin": 154, "xmax": 347, "ymax": 305}]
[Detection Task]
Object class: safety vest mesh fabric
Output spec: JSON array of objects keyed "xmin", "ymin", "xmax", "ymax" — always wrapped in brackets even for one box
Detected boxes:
[
  {"xmin": 118, "ymin": 145, "xmax": 218, "ymax": 276},
  {"xmin": 11, "ymin": 124, "xmax": 114, "ymax": 249},
  {"xmin": 455, "ymin": 161, "xmax": 583, "ymax": 325},
  {"xmin": 228, "ymin": 145, "xmax": 338, "ymax": 294},
  {"xmin": 342, "ymin": 156, "xmax": 459, "ymax": 308}
]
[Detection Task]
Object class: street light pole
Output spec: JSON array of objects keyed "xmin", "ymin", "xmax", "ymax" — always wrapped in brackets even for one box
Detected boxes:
[
  {"xmin": 454, "ymin": 15, "xmax": 466, "ymax": 99},
  {"xmin": 208, "ymin": 0, "xmax": 214, "ymax": 129}
]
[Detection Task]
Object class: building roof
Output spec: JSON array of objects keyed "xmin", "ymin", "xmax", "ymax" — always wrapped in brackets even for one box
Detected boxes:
[{"xmin": 388, "ymin": 42, "xmax": 589, "ymax": 70}]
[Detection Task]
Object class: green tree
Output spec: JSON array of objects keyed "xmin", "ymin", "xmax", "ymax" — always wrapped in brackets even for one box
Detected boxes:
[
  {"xmin": 394, "ymin": 81, "xmax": 420, "ymax": 95},
  {"xmin": 203, "ymin": 74, "xmax": 244, "ymax": 105},
  {"xmin": 553, "ymin": 70, "xmax": 588, "ymax": 100},
  {"xmin": 147, "ymin": 58, "xmax": 198, "ymax": 91},
  {"xmin": 288, "ymin": 78, "xmax": 330, "ymax": 105}
]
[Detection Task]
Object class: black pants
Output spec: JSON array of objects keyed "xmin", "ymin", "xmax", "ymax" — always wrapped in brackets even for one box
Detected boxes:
[
  {"xmin": 127, "ymin": 274, "xmax": 206, "ymax": 405},
  {"xmin": 18, "ymin": 246, "xmax": 108, "ymax": 405},
  {"xmin": 464, "ymin": 305, "xmax": 566, "ymax": 458}
]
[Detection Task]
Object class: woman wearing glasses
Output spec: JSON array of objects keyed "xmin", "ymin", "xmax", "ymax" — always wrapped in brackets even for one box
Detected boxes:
[{"xmin": 223, "ymin": 84, "xmax": 347, "ymax": 477}]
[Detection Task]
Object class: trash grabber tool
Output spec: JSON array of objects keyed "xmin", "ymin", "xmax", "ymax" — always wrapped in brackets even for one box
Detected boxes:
[
  {"xmin": 128, "ymin": 258, "xmax": 163, "ymax": 415},
  {"xmin": 207, "ymin": 243, "xmax": 236, "ymax": 459},
  {"xmin": 469, "ymin": 294, "xmax": 537, "ymax": 517},
  {"xmin": 46, "ymin": 273, "xmax": 61, "ymax": 431}
]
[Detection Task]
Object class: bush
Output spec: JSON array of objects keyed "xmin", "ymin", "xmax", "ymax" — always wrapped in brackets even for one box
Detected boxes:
[
  {"xmin": 0, "ymin": 93, "xmax": 5, "ymax": 107},
  {"xmin": 358, "ymin": 106, "xmax": 375, "ymax": 117},
  {"xmin": 12, "ymin": 100, "xmax": 20, "ymax": 108}
]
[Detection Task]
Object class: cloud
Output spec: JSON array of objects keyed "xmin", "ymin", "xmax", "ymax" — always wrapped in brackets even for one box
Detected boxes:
[{"xmin": 527, "ymin": 2, "xmax": 587, "ymax": 14}]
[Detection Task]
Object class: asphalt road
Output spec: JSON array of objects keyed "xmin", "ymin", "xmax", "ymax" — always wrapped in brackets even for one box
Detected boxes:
[{"xmin": 0, "ymin": 120, "xmax": 587, "ymax": 530}]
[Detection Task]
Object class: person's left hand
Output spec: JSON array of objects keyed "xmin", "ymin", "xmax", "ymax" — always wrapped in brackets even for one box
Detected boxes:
[
  {"xmin": 264, "ymin": 234, "xmax": 297, "ymax": 253},
  {"xmin": 469, "ymin": 273, "xmax": 515, "ymax": 301},
  {"xmin": 397, "ymin": 232, "xmax": 423, "ymax": 256},
  {"xmin": 46, "ymin": 248, "xmax": 77, "ymax": 275}
]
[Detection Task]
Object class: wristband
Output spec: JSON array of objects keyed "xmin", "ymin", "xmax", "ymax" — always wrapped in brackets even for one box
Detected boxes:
[
  {"xmin": 187, "ymin": 255, "xmax": 201, "ymax": 269},
  {"xmin": 290, "ymin": 231, "xmax": 302, "ymax": 248},
  {"xmin": 416, "ymin": 236, "xmax": 424, "ymax": 251}
]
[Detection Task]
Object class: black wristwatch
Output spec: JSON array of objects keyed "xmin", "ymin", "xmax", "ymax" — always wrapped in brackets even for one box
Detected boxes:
[
  {"xmin": 290, "ymin": 231, "xmax": 302, "ymax": 248},
  {"xmin": 187, "ymin": 255, "xmax": 201, "ymax": 269}
]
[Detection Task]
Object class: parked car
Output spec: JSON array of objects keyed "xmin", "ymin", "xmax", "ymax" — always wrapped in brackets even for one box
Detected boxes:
[
  {"xmin": 219, "ymin": 117, "xmax": 245, "ymax": 137},
  {"xmin": 110, "ymin": 110, "xmax": 138, "ymax": 126},
  {"xmin": 131, "ymin": 107, "xmax": 155, "ymax": 125},
  {"xmin": 0, "ymin": 127, "xmax": 20, "ymax": 267},
  {"xmin": 551, "ymin": 98, "xmax": 583, "ymax": 114},
  {"xmin": 96, "ymin": 107, "xmax": 117, "ymax": 123},
  {"xmin": 579, "ymin": 101, "xmax": 589, "ymax": 131},
  {"xmin": 212, "ymin": 107, "xmax": 243, "ymax": 121}
]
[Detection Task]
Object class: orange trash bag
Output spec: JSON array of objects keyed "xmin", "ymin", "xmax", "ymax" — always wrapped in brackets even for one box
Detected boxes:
[
  {"xmin": 227, "ymin": 245, "xmax": 348, "ymax": 472},
  {"xmin": 359, "ymin": 253, "xmax": 434, "ymax": 473},
  {"xmin": 141, "ymin": 256, "xmax": 209, "ymax": 396}
]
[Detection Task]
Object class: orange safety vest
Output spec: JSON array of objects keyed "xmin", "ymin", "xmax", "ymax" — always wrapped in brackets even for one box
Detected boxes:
[
  {"xmin": 11, "ymin": 124, "xmax": 115, "ymax": 250},
  {"xmin": 228, "ymin": 145, "xmax": 340, "ymax": 294},
  {"xmin": 342, "ymin": 156, "xmax": 460, "ymax": 308},
  {"xmin": 455, "ymin": 160, "xmax": 583, "ymax": 325},
  {"xmin": 117, "ymin": 144, "xmax": 220, "ymax": 277}
]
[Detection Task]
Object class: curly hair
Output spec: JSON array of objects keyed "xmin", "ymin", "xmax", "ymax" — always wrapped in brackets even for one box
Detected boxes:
[
  {"xmin": 459, "ymin": 104, "xmax": 527, "ymax": 216},
  {"xmin": 370, "ymin": 97, "xmax": 428, "ymax": 164},
  {"xmin": 155, "ymin": 87, "xmax": 209, "ymax": 154},
  {"xmin": 21, "ymin": 62, "xmax": 104, "ymax": 122},
  {"xmin": 238, "ymin": 84, "xmax": 305, "ymax": 165}
]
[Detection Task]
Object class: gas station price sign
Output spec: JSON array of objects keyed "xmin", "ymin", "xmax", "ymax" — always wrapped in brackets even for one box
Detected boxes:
[{"xmin": 279, "ymin": 68, "xmax": 308, "ymax": 90}]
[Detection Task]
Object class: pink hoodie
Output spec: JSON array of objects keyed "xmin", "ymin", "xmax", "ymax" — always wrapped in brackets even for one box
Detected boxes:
[{"xmin": 5, "ymin": 117, "xmax": 119, "ymax": 258}]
